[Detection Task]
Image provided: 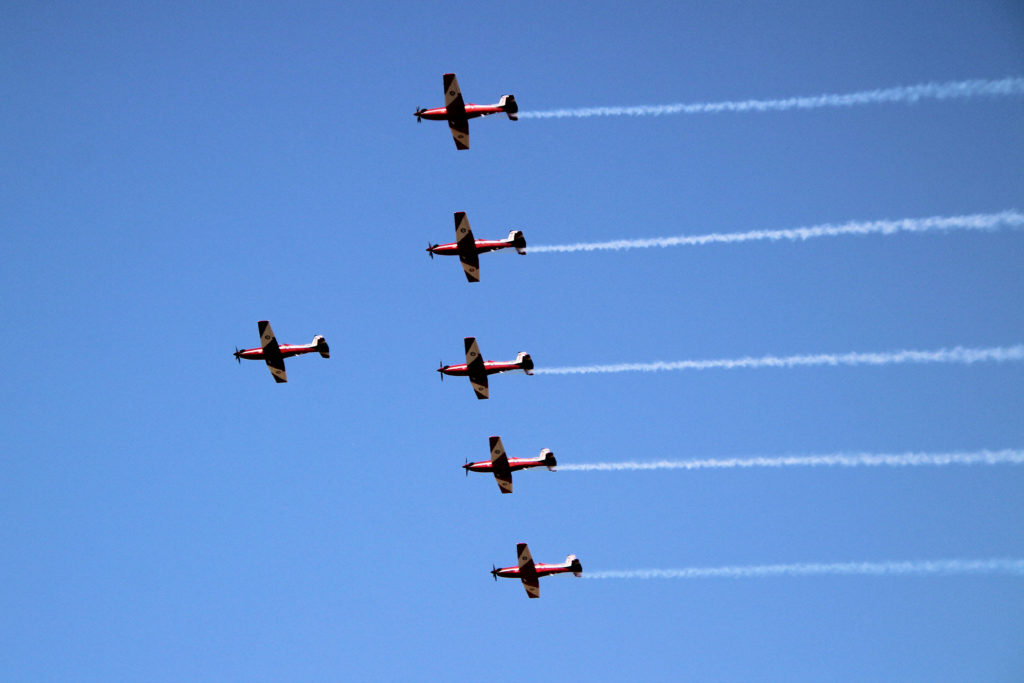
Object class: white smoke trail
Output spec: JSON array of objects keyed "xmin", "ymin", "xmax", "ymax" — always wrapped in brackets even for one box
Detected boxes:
[
  {"xmin": 519, "ymin": 76, "xmax": 1024, "ymax": 119},
  {"xmin": 559, "ymin": 448, "xmax": 1024, "ymax": 472},
  {"xmin": 535, "ymin": 344, "xmax": 1024, "ymax": 375},
  {"xmin": 527, "ymin": 210, "xmax": 1024, "ymax": 254},
  {"xmin": 585, "ymin": 559, "xmax": 1024, "ymax": 580}
]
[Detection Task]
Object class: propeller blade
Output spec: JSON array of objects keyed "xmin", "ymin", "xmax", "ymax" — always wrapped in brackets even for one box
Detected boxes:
[
  {"xmin": 415, "ymin": 107, "xmax": 423, "ymax": 123},
  {"xmin": 234, "ymin": 347, "xmax": 241, "ymax": 364},
  {"xmin": 465, "ymin": 458, "xmax": 469, "ymax": 476},
  {"xmin": 439, "ymin": 361, "xmax": 444, "ymax": 381},
  {"xmin": 492, "ymin": 564, "xmax": 498, "ymax": 581},
  {"xmin": 427, "ymin": 242, "xmax": 434, "ymax": 259}
]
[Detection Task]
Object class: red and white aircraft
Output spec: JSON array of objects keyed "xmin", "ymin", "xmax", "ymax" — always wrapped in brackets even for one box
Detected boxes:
[
  {"xmin": 464, "ymin": 436, "xmax": 556, "ymax": 494},
  {"xmin": 427, "ymin": 212, "xmax": 526, "ymax": 283},
  {"xmin": 438, "ymin": 337, "xmax": 533, "ymax": 400},
  {"xmin": 234, "ymin": 320, "xmax": 329, "ymax": 383},
  {"xmin": 491, "ymin": 543, "xmax": 583, "ymax": 599},
  {"xmin": 414, "ymin": 73, "xmax": 518, "ymax": 150}
]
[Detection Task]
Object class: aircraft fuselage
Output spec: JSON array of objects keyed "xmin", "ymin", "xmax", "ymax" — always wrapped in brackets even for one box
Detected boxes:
[
  {"xmin": 427, "ymin": 238, "xmax": 517, "ymax": 257},
  {"xmin": 416, "ymin": 104, "xmax": 505, "ymax": 121},
  {"xmin": 439, "ymin": 360, "xmax": 524, "ymax": 377},
  {"xmin": 464, "ymin": 457, "xmax": 550, "ymax": 474},
  {"xmin": 492, "ymin": 563, "xmax": 577, "ymax": 580},
  {"xmin": 235, "ymin": 343, "xmax": 320, "ymax": 361}
]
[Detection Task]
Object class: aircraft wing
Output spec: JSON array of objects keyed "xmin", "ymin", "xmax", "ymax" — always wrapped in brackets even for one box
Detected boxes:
[
  {"xmin": 489, "ymin": 436, "xmax": 513, "ymax": 494},
  {"xmin": 454, "ymin": 212, "xmax": 480, "ymax": 282},
  {"xmin": 258, "ymin": 320, "xmax": 287, "ymax": 383},
  {"xmin": 517, "ymin": 543, "xmax": 540, "ymax": 598},
  {"xmin": 258, "ymin": 320, "xmax": 279, "ymax": 352},
  {"xmin": 265, "ymin": 356, "xmax": 287, "ymax": 383},
  {"xmin": 517, "ymin": 542, "xmax": 534, "ymax": 568},
  {"xmin": 465, "ymin": 337, "xmax": 489, "ymax": 400},
  {"xmin": 448, "ymin": 118, "xmax": 470, "ymax": 151},
  {"xmin": 469, "ymin": 372, "xmax": 488, "ymax": 400},
  {"xmin": 443, "ymin": 73, "xmax": 469, "ymax": 149},
  {"xmin": 444, "ymin": 73, "xmax": 468, "ymax": 111}
]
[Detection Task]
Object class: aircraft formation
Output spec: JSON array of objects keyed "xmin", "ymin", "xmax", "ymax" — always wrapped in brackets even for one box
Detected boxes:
[
  {"xmin": 417, "ymin": 74, "xmax": 578, "ymax": 597},
  {"xmin": 235, "ymin": 74, "xmax": 576, "ymax": 599}
]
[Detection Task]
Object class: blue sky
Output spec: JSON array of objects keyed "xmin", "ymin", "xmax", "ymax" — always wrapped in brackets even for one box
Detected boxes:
[{"xmin": 3, "ymin": 1, "xmax": 1023, "ymax": 680}]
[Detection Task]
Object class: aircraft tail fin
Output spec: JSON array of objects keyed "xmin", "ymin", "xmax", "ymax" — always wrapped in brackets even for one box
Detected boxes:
[
  {"xmin": 499, "ymin": 94, "xmax": 518, "ymax": 120},
  {"xmin": 516, "ymin": 352, "xmax": 534, "ymax": 375},
  {"xmin": 540, "ymin": 448, "xmax": 557, "ymax": 471},
  {"xmin": 507, "ymin": 229, "xmax": 527, "ymax": 254},
  {"xmin": 313, "ymin": 335, "xmax": 330, "ymax": 358},
  {"xmin": 567, "ymin": 555, "xmax": 582, "ymax": 577}
]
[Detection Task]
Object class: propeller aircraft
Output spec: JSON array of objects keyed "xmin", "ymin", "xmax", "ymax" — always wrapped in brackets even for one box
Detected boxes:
[
  {"xmin": 414, "ymin": 73, "xmax": 518, "ymax": 150},
  {"xmin": 491, "ymin": 543, "xmax": 582, "ymax": 599},
  {"xmin": 427, "ymin": 211, "xmax": 526, "ymax": 282},
  {"xmin": 234, "ymin": 320, "xmax": 329, "ymax": 383},
  {"xmin": 438, "ymin": 337, "xmax": 533, "ymax": 400},
  {"xmin": 464, "ymin": 436, "xmax": 556, "ymax": 494}
]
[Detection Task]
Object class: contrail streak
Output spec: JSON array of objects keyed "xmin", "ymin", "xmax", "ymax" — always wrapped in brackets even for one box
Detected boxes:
[
  {"xmin": 527, "ymin": 210, "xmax": 1024, "ymax": 254},
  {"xmin": 559, "ymin": 448, "xmax": 1024, "ymax": 472},
  {"xmin": 585, "ymin": 559, "xmax": 1024, "ymax": 580},
  {"xmin": 535, "ymin": 344, "xmax": 1024, "ymax": 375},
  {"xmin": 519, "ymin": 76, "xmax": 1024, "ymax": 119}
]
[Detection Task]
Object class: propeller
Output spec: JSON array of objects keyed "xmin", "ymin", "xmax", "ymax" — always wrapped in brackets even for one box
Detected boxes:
[
  {"xmin": 234, "ymin": 347, "xmax": 242, "ymax": 364},
  {"xmin": 427, "ymin": 242, "xmax": 435, "ymax": 259},
  {"xmin": 492, "ymin": 564, "xmax": 498, "ymax": 581},
  {"xmin": 439, "ymin": 361, "xmax": 445, "ymax": 381},
  {"xmin": 415, "ymin": 107, "xmax": 425, "ymax": 123},
  {"xmin": 464, "ymin": 458, "xmax": 469, "ymax": 476}
]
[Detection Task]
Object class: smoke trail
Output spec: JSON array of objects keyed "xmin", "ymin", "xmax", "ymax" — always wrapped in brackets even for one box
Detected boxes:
[
  {"xmin": 519, "ymin": 76, "xmax": 1024, "ymax": 119},
  {"xmin": 527, "ymin": 210, "xmax": 1024, "ymax": 254},
  {"xmin": 559, "ymin": 448, "xmax": 1024, "ymax": 472},
  {"xmin": 585, "ymin": 559, "xmax": 1024, "ymax": 580},
  {"xmin": 535, "ymin": 344, "xmax": 1024, "ymax": 375}
]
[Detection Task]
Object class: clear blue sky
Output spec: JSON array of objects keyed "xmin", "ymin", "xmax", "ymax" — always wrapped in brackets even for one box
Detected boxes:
[{"xmin": 3, "ymin": 2, "xmax": 1023, "ymax": 680}]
